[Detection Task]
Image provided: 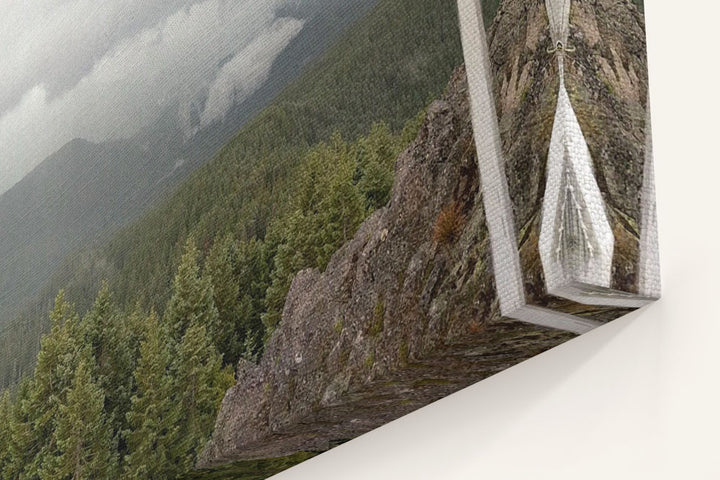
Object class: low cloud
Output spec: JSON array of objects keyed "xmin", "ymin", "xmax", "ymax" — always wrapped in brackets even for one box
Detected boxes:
[
  {"xmin": 0, "ymin": 0, "xmax": 204, "ymax": 116},
  {"xmin": 0, "ymin": 0, "xmax": 303, "ymax": 193},
  {"xmin": 200, "ymin": 17, "xmax": 305, "ymax": 127}
]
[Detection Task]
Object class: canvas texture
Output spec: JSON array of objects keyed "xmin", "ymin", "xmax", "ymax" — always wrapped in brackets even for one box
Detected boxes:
[{"xmin": 0, "ymin": 1, "xmax": 657, "ymax": 478}]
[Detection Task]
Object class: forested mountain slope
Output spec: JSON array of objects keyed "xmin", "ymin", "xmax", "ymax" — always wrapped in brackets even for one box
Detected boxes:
[
  {"xmin": 0, "ymin": 0, "xmax": 377, "ymax": 330},
  {"xmin": 0, "ymin": 0, "xmax": 465, "ymax": 473},
  {"xmin": 0, "ymin": 0, "xmax": 464, "ymax": 388},
  {"xmin": 0, "ymin": 116, "xmax": 421, "ymax": 478}
]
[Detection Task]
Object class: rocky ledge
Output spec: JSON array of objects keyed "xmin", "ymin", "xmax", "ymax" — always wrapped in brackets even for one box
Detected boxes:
[{"xmin": 198, "ymin": 66, "xmax": 575, "ymax": 467}]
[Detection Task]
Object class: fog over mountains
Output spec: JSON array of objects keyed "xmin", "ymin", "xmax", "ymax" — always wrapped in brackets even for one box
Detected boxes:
[
  {"xmin": 0, "ymin": 0, "xmax": 377, "ymax": 324},
  {"xmin": 0, "ymin": 0, "xmax": 374, "ymax": 193}
]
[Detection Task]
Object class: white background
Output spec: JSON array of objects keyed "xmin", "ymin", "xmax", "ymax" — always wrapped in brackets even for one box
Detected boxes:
[{"xmin": 277, "ymin": 2, "xmax": 720, "ymax": 479}]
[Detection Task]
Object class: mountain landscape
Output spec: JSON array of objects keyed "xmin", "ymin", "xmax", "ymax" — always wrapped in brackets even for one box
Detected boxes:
[
  {"xmin": 0, "ymin": 0, "xmax": 379, "ymax": 384},
  {"xmin": 0, "ymin": 0, "xmax": 466, "ymax": 476},
  {"xmin": 0, "ymin": 0, "xmax": 654, "ymax": 479}
]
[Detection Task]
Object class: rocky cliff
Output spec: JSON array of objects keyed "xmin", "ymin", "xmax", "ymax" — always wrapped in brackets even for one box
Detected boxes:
[{"xmin": 198, "ymin": 66, "xmax": 575, "ymax": 467}]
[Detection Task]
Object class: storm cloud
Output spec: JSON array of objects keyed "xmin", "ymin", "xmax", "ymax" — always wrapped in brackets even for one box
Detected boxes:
[{"xmin": 0, "ymin": 0, "xmax": 305, "ymax": 193}]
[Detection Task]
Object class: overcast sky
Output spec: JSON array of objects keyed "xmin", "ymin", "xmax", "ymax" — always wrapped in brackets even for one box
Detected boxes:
[{"xmin": 0, "ymin": 0, "xmax": 305, "ymax": 193}]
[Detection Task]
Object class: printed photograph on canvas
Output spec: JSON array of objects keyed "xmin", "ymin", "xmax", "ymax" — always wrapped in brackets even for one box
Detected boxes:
[{"xmin": 0, "ymin": 1, "xmax": 658, "ymax": 478}]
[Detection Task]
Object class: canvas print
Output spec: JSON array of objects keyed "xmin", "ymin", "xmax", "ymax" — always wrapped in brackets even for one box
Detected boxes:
[{"xmin": 0, "ymin": 1, "xmax": 658, "ymax": 479}]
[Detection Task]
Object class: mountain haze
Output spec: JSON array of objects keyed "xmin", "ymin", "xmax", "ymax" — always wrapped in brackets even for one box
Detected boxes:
[{"xmin": 0, "ymin": 0, "xmax": 377, "ymax": 328}]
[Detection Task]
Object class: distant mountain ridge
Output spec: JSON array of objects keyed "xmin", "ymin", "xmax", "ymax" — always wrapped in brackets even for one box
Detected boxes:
[{"xmin": 0, "ymin": 139, "xmax": 145, "ymax": 322}]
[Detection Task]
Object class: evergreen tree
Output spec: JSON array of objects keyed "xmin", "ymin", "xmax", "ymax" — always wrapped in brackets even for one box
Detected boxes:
[
  {"xmin": 322, "ymin": 164, "xmax": 366, "ymax": 254},
  {"xmin": 163, "ymin": 240, "xmax": 219, "ymax": 345},
  {"xmin": 356, "ymin": 122, "xmax": 397, "ymax": 210},
  {"xmin": 0, "ymin": 390, "xmax": 12, "ymax": 475},
  {"xmin": 123, "ymin": 312, "xmax": 178, "ymax": 480},
  {"xmin": 204, "ymin": 233, "xmax": 241, "ymax": 363},
  {"xmin": 46, "ymin": 360, "xmax": 118, "ymax": 480},
  {"xmin": 81, "ymin": 283, "xmax": 137, "ymax": 452},
  {"xmin": 24, "ymin": 292, "xmax": 84, "ymax": 478},
  {"xmin": 234, "ymin": 238, "xmax": 272, "ymax": 361},
  {"xmin": 357, "ymin": 158, "xmax": 393, "ymax": 211},
  {"xmin": 263, "ymin": 135, "xmax": 366, "ymax": 332},
  {"xmin": 4, "ymin": 378, "xmax": 35, "ymax": 479},
  {"xmin": 170, "ymin": 320, "xmax": 231, "ymax": 473},
  {"xmin": 82, "ymin": 282, "xmax": 115, "ymax": 357}
]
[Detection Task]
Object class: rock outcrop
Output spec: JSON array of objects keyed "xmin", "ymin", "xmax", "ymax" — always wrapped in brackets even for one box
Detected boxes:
[{"xmin": 198, "ymin": 66, "xmax": 575, "ymax": 467}]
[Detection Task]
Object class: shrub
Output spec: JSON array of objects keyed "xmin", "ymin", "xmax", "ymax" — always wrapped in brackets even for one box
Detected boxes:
[{"xmin": 432, "ymin": 201, "xmax": 466, "ymax": 246}]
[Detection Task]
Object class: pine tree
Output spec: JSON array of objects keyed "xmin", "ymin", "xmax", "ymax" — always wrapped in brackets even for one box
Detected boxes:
[
  {"xmin": 206, "ymin": 234, "xmax": 271, "ymax": 365},
  {"xmin": 46, "ymin": 359, "xmax": 118, "ymax": 480},
  {"xmin": 163, "ymin": 239, "xmax": 219, "ymax": 345},
  {"xmin": 82, "ymin": 282, "xmax": 115, "ymax": 356},
  {"xmin": 234, "ymin": 238, "xmax": 271, "ymax": 361},
  {"xmin": 0, "ymin": 389, "xmax": 12, "ymax": 475},
  {"xmin": 262, "ymin": 135, "xmax": 365, "ymax": 332},
  {"xmin": 123, "ymin": 311, "xmax": 178, "ymax": 480},
  {"xmin": 24, "ymin": 291, "xmax": 84, "ymax": 478},
  {"xmin": 204, "ymin": 233, "xmax": 241, "ymax": 363},
  {"xmin": 321, "ymin": 165, "xmax": 366, "ymax": 258},
  {"xmin": 4, "ymin": 378, "xmax": 35, "ymax": 479},
  {"xmin": 357, "ymin": 158, "xmax": 393, "ymax": 210},
  {"xmin": 356, "ymin": 122, "xmax": 397, "ymax": 210},
  {"xmin": 170, "ymin": 320, "xmax": 232, "ymax": 473},
  {"xmin": 81, "ymin": 284, "xmax": 137, "ymax": 455}
]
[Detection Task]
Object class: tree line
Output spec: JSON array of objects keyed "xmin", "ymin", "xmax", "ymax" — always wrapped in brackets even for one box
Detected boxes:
[{"xmin": 0, "ymin": 116, "xmax": 422, "ymax": 479}]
